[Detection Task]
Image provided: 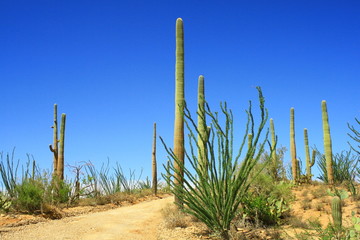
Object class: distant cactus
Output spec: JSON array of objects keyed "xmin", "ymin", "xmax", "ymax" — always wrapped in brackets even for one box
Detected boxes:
[
  {"xmin": 173, "ymin": 18, "xmax": 185, "ymax": 205},
  {"xmin": 331, "ymin": 196, "xmax": 342, "ymax": 228},
  {"xmin": 49, "ymin": 105, "xmax": 66, "ymax": 180},
  {"xmin": 197, "ymin": 75, "xmax": 208, "ymax": 175},
  {"xmin": 290, "ymin": 108, "xmax": 298, "ymax": 183},
  {"xmin": 270, "ymin": 118, "xmax": 276, "ymax": 166},
  {"xmin": 322, "ymin": 100, "xmax": 334, "ymax": 184},
  {"xmin": 152, "ymin": 122, "xmax": 157, "ymax": 195},
  {"xmin": 304, "ymin": 128, "xmax": 315, "ymax": 180},
  {"xmin": 57, "ymin": 113, "xmax": 66, "ymax": 180},
  {"xmin": 49, "ymin": 104, "xmax": 59, "ymax": 177}
]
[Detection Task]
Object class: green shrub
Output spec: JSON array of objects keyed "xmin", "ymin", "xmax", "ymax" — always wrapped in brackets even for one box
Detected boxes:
[
  {"xmin": 241, "ymin": 194, "xmax": 277, "ymax": 225},
  {"xmin": 13, "ymin": 179, "xmax": 44, "ymax": 212}
]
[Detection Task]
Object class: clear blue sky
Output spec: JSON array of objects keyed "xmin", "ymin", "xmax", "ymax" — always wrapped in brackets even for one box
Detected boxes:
[{"xmin": 0, "ymin": 1, "xmax": 359, "ymax": 180}]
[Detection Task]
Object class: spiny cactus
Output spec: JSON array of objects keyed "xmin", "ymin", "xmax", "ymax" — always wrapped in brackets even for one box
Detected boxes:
[
  {"xmin": 331, "ymin": 196, "xmax": 342, "ymax": 228},
  {"xmin": 173, "ymin": 18, "xmax": 185, "ymax": 205},
  {"xmin": 290, "ymin": 108, "xmax": 298, "ymax": 183},
  {"xmin": 152, "ymin": 122, "xmax": 157, "ymax": 195},
  {"xmin": 304, "ymin": 128, "xmax": 315, "ymax": 180},
  {"xmin": 57, "ymin": 113, "xmax": 66, "ymax": 180},
  {"xmin": 197, "ymin": 75, "xmax": 207, "ymax": 175},
  {"xmin": 49, "ymin": 104, "xmax": 66, "ymax": 180},
  {"xmin": 270, "ymin": 118, "xmax": 276, "ymax": 166},
  {"xmin": 49, "ymin": 104, "xmax": 58, "ymax": 177},
  {"xmin": 322, "ymin": 100, "xmax": 334, "ymax": 185}
]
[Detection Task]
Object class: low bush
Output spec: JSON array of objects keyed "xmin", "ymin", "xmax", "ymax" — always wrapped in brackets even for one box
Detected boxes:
[{"xmin": 13, "ymin": 179, "xmax": 44, "ymax": 213}]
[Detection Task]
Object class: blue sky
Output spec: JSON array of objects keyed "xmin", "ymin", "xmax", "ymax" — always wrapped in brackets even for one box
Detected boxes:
[{"xmin": 0, "ymin": 1, "xmax": 359, "ymax": 180}]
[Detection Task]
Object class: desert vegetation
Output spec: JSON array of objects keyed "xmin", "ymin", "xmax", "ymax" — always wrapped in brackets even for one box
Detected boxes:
[{"xmin": 1, "ymin": 17, "xmax": 359, "ymax": 240}]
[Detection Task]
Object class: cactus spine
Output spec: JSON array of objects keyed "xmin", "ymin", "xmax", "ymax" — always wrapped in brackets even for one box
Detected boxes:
[
  {"xmin": 152, "ymin": 122, "xmax": 157, "ymax": 195},
  {"xmin": 290, "ymin": 108, "xmax": 298, "ymax": 183},
  {"xmin": 173, "ymin": 18, "xmax": 185, "ymax": 205},
  {"xmin": 304, "ymin": 128, "xmax": 315, "ymax": 180},
  {"xmin": 331, "ymin": 196, "xmax": 342, "ymax": 228},
  {"xmin": 197, "ymin": 75, "xmax": 207, "ymax": 175},
  {"xmin": 49, "ymin": 104, "xmax": 59, "ymax": 177},
  {"xmin": 57, "ymin": 113, "xmax": 66, "ymax": 180},
  {"xmin": 322, "ymin": 100, "xmax": 334, "ymax": 184}
]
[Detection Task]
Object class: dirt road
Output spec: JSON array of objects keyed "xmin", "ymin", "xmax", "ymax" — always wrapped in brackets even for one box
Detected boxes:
[{"xmin": 0, "ymin": 196, "xmax": 173, "ymax": 240}]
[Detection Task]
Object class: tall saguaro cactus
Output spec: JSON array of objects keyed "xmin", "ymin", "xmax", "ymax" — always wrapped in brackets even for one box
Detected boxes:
[
  {"xmin": 49, "ymin": 104, "xmax": 59, "ymax": 177},
  {"xmin": 304, "ymin": 128, "xmax": 315, "ymax": 180},
  {"xmin": 322, "ymin": 100, "xmax": 334, "ymax": 184},
  {"xmin": 290, "ymin": 108, "xmax": 298, "ymax": 183},
  {"xmin": 50, "ymin": 105, "xmax": 66, "ymax": 181},
  {"xmin": 173, "ymin": 18, "xmax": 185, "ymax": 205},
  {"xmin": 57, "ymin": 113, "xmax": 66, "ymax": 180},
  {"xmin": 152, "ymin": 122, "xmax": 157, "ymax": 195},
  {"xmin": 197, "ymin": 75, "xmax": 207, "ymax": 175}
]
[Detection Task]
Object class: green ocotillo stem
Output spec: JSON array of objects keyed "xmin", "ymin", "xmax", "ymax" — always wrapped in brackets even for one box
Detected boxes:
[
  {"xmin": 57, "ymin": 113, "xmax": 66, "ymax": 180},
  {"xmin": 322, "ymin": 100, "xmax": 334, "ymax": 184},
  {"xmin": 270, "ymin": 118, "xmax": 276, "ymax": 165},
  {"xmin": 331, "ymin": 196, "xmax": 342, "ymax": 228},
  {"xmin": 304, "ymin": 128, "xmax": 315, "ymax": 179},
  {"xmin": 290, "ymin": 108, "xmax": 298, "ymax": 182},
  {"xmin": 173, "ymin": 18, "xmax": 185, "ymax": 205},
  {"xmin": 49, "ymin": 104, "xmax": 59, "ymax": 177},
  {"xmin": 197, "ymin": 75, "xmax": 207, "ymax": 174},
  {"xmin": 152, "ymin": 122, "xmax": 157, "ymax": 195}
]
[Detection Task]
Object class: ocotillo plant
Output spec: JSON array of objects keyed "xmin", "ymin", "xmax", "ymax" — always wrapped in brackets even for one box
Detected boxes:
[
  {"xmin": 49, "ymin": 104, "xmax": 59, "ymax": 177},
  {"xmin": 290, "ymin": 108, "xmax": 298, "ymax": 183},
  {"xmin": 152, "ymin": 122, "xmax": 157, "ymax": 195},
  {"xmin": 173, "ymin": 18, "xmax": 185, "ymax": 205},
  {"xmin": 57, "ymin": 113, "xmax": 66, "ymax": 180},
  {"xmin": 161, "ymin": 87, "xmax": 269, "ymax": 239},
  {"xmin": 197, "ymin": 75, "xmax": 207, "ymax": 176},
  {"xmin": 247, "ymin": 133, "xmax": 253, "ymax": 151},
  {"xmin": 322, "ymin": 100, "xmax": 334, "ymax": 184},
  {"xmin": 304, "ymin": 128, "xmax": 315, "ymax": 180},
  {"xmin": 331, "ymin": 196, "xmax": 342, "ymax": 228}
]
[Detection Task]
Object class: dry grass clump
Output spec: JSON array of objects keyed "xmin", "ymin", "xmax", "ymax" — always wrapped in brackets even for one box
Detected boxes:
[
  {"xmin": 286, "ymin": 216, "xmax": 309, "ymax": 229},
  {"xmin": 314, "ymin": 202, "xmax": 325, "ymax": 211},
  {"xmin": 161, "ymin": 204, "xmax": 191, "ymax": 229},
  {"xmin": 301, "ymin": 190, "xmax": 309, "ymax": 197},
  {"xmin": 310, "ymin": 186, "xmax": 328, "ymax": 199},
  {"xmin": 300, "ymin": 198, "xmax": 312, "ymax": 210}
]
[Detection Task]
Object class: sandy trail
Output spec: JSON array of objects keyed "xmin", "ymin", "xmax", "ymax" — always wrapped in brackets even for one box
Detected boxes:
[{"xmin": 0, "ymin": 196, "xmax": 173, "ymax": 240}]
